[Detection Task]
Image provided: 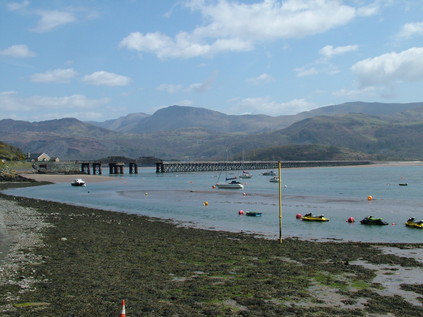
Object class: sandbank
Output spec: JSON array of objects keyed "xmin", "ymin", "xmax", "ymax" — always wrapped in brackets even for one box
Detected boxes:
[{"xmin": 18, "ymin": 173, "xmax": 116, "ymax": 184}]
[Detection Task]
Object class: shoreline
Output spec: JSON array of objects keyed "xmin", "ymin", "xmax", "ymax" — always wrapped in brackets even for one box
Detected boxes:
[{"xmin": 0, "ymin": 181, "xmax": 422, "ymax": 316}]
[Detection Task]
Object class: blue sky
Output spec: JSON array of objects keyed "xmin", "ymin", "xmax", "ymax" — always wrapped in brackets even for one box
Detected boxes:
[{"xmin": 1, "ymin": 0, "xmax": 423, "ymax": 122}]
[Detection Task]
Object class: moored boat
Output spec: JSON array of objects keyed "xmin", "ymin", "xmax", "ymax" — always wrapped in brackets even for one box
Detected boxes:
[
  {"xmin": 405, "ymin": 217, "xmax": 423, "ymax": 229},
  {"xmin": 245, "ymin": 211, "xmax": 262, "ymax": 217},
  {"xmin": 301, "ymin": 213, "xmax": 329, "ymax": 222},
  {"xmin": 262, "ymin": 170, "xmax": 276, "ymax": 176},
  {"xmin": 360, "ymin": 216, "xmax": 388, "ymax": 225},
  {"xmin": 239, "ymin": 171, "xmax": 252, "ymax": 179},
  {"xmin": 71, "ymin": 178, "xmax": 86, "ymax": 187},
  {"xmin": 215, "ymin": 180, "xmax": 244, "ymax": 189},
  {"xmin": 269, "ymin": 176, "xmax": 279, "ymax": 183}
]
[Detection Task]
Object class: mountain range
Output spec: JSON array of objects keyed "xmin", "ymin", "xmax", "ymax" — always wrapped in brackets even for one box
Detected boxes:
[{"xmin": 2, "ymin": 101, "xmax": 423, "ymax": 161}]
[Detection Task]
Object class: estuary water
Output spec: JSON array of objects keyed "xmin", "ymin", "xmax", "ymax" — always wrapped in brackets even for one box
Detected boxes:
[{"xmin": 5, "ymin": 164, "xmax": 423, "ymax": 243}]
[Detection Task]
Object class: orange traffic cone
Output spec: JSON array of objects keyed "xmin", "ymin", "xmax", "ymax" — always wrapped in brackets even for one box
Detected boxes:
[{"xmin": 119, "ymin": 300, "xmax": 126, "ymax": 317}]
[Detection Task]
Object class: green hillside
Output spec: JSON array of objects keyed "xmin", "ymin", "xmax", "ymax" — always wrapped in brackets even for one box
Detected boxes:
[
  {"xmin": 0, "ymin": 141, "xmax": 26, "ymax": 161},
  {"xmin": 235, "ymin": 144, "xmax": 372, "ymax": 161}
]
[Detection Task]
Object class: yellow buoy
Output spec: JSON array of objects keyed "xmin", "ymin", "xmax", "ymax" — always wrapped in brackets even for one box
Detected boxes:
[{"xmin": 203, "ymin": 201, "xmax": 209, "ymax": 206}]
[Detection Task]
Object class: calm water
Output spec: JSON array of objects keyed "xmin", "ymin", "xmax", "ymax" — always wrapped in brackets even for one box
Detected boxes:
[{"xmin": 4, "ymin": 165, "xmax": 423, "ymax": 243}]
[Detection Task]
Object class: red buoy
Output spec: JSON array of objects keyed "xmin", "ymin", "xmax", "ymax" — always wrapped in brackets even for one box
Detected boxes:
[
  {"xmin": 296, "ymin": 213, "xmax": 302, "ymax": 219},
  {"xmin": 238, "ymin": 210, "xmax": 245, "ymax": 215},
  {"xmin": 346, "ymin": 217, "xmax": 355, "ymax": 223}
]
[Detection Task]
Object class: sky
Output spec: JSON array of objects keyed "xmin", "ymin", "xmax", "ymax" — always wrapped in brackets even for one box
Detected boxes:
[{"xmin": 1, "ymin": 0, "xmax": 423, "ymax": 122}]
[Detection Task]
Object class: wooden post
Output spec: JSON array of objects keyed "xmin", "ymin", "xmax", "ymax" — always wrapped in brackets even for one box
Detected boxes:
[{"xmin": 278, "ymin": 161, "xmax": 283, "ymax": 244}]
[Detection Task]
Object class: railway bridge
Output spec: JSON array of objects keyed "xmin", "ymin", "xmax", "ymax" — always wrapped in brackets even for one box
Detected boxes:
[{"xmin": 155, "ymin": 160, "xmax": 372, "ymax": 173}]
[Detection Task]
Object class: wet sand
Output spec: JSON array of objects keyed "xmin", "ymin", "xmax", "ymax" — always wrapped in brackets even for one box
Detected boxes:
[{"xmin": 0, "ymin": 180, "xmax": 422, "ymax": 316}]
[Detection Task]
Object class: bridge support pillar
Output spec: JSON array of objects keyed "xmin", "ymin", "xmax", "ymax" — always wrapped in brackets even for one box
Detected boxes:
[
  {"xmin": 109, "ymin": 162, "xmax": 125, "ymax": 174},
  {"xmin": 129, "ymin": 162, "xmax": 138, "ymax": 174},
  {"xmin": 156, "ymin": 162, "xmax": 164, "ymax": 173},
  {"xmin": 81, "ymin": 162, "xmax": 90, "ymax": 174},
  {"xmin": 92, "ymin": 162, "xmax": 102, "ymax": 175}
]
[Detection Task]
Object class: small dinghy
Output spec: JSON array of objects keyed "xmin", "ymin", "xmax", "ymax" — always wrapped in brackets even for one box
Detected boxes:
[{"xmin": 71, "ymin": 178, "xmax": 86, "ymax": 187}]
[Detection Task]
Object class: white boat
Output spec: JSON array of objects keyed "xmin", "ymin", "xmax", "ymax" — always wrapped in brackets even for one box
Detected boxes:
[
  {"xmin": 71, "ymin": 178, "xmax": 86, "ymax": 187},
  {"xmin": 239, "ymin": 171, "xmax": 252, "ymax": 179},
  {"xmin": 215, "ymin": 180, "xmax": 244, "ymax": 189},
  {"xmin": 269, "ymin": 176, "xmax": 279, "ymax": 183},
  {"xmin": 262, "ymin": 170, "xmax": 276, "ymax": 176}
]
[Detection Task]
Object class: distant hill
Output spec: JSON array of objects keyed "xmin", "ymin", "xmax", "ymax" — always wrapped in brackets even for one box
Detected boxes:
[
  {"xmin": 114, "ymin": 105, "xmax": 295, "ymax": 134},
  {"xmin": 302, "ymin": 101, "xmax": 423, "ymax": 117},
  {"xmin": 3, "ymin": 101, "xmax": 423, "ymax": 161},
  {"xmin": 234, "ymin": 144, "xmax": 372, "ymax": 161},
  {"xmin": 88, "ymin": 112, "xmax": 150, "ymax": 132},
  {"xmin": 88, "ymin": 102, "xmax": 423, "ymax": 134},
  {"xmin": 0, "ymin": 118, "xmax": 126, "ymax": 160}
]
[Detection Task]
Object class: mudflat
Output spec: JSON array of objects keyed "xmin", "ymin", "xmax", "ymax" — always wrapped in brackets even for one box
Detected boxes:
[{"xmin": 0, "ymin": 182, "xmax": 422, "ymax": 316}]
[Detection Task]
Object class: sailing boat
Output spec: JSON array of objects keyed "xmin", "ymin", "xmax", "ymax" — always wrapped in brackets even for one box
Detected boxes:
[
  {"xmin": 239, "ymin": 171, "xmax": 253, "ymax": 179},
  {"xmin": 215, "ymin": 148, "xmax": 244, "ymax": 189}
]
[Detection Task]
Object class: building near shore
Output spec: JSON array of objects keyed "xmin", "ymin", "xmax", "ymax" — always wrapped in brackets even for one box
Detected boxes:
[{"xmin": 27, "ymin": 153, "xmax": 51, "ymax": 162}]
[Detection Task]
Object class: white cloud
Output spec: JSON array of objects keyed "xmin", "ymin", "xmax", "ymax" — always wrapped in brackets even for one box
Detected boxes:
[
  {"xmin": 397, "ymin": 22, "xmax": 423, "ymax": 39},
  {"xmin": 231, "ymin": 97, "xmax": 315, "ymax": 115},
  {"xmin": 157, "ymin": 84, "xmax": 184, "ymax": 93},
  {"xmin": 319, "ymin": 44, "xmax": 358, "ymax": 58},
  {"xmin": 31, "ymin": 10, "xmax": 76, "ymax": 32},
  {"xmin": 120, "ymin": 0, "xmax": 374, "ymax": 59},
  {"xmin": 0, "ymin": 91, "xmax": 111, "ymax": 120},
  {"xmin": 352, "ymin": 47, "xmax": 423, "ymax": 88},
  {"xmin": 357, "ymin": 3, "xmax": 380, "ymax": 17},
  {"xmin": 31, "ymin": 68, "xmax": 77, "ymax": 83},
  {"xmin": 295, "ymin": 66, "xmax": 317, "ymax": 77},
  {"xmin": 0, "ymin": 44, "xmax": 35, "ymax": 58},
  {"xmin": 247, "ymin": 73, "xmax": 274, "ymax": 84},
  {"xmin": 157, "ymin": 76, "xmax": 214, "ymax": 93},
  {"xmin": 332, "ymin": 86, "xmax": 380, "ymax": 98},
  {"xmin": 6, "ymin": 1, "xmax": 29, "ymax": 11},
  {"xmin": 82, "ymin": 71, "xmax": 132, "ymax": 86},
  {"xmin": 119, "ymin": 31, "xmax": 252, "ymax": 59}
]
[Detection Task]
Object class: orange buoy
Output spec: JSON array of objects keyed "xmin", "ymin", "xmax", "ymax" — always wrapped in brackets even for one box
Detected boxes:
[
  {"xmin": 367, "ymin": 195, "xmax": 373, "ymax": 201},
  {"xmin": 346, "ymin": 217, "xmax": 355, "ymax": 223},
  {"xmin": 212, "ymin": 185, "xmax": 216, "ymax": 189},
  {"xmin": 296, "ymin": 213, "xmax": 302, "ymax": 219}
]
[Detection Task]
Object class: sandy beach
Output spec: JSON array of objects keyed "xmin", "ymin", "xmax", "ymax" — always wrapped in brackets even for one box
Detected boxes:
[{"xmin": 0, "ymin": 178, "xmax": 422, "ymax": 316}]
